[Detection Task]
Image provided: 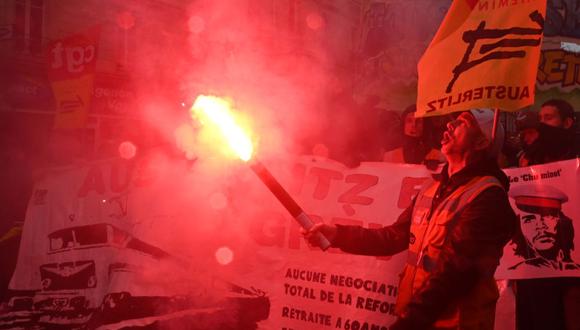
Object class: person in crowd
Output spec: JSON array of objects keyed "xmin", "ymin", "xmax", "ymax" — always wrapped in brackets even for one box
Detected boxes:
[
  {"xmin": 514, "ymin": 111, "xmax": 540, "ymax": 167},
  {"xmin": 383, "ymin": 105, "xmax": 445, "ymax": 168},
  {"xmin": 305, "ymin": 109, "xmax": 516, "ymax": 329},
  {"xmin": 518, "ymin": 99, "xmax": 578, "ymax": 166},
  {"xmin": 508, "ymin": 184, "xmax": 579, "ymax": 271},
  {"xmin": 513, "ymin": 99, "xmax": 579, "ymax": 330}
]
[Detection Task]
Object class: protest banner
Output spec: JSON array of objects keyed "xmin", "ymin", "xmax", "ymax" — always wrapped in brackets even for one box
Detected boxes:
[
  {"xmin": 534, "ymin": 0, "xmax": 580, "ymax": 109},
  {"xmin": 3, "ymin": 154, "xmax": 578, "ymax": 328},
  {"xmin": 496, "ymin": 159, "xmax": 580, "ymax": 279}
]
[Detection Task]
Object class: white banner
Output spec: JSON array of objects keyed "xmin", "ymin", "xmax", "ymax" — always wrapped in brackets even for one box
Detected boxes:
[
  {"xmin": 3, "ymin": 154, "xmax": 578, "ymax": 329},
  {"xmin": 496, "ymin": 158, "xmax": 580, "ymax": 279}
]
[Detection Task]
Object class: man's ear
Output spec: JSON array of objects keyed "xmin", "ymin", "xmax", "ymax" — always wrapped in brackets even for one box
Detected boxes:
[{"xmin": 562, "ymin": 117, "xmax": 574, "ymax": 129}]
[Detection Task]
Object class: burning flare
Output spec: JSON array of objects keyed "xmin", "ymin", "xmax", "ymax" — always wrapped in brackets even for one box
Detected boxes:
[
  {"xmin": 191, "ymin": 95, "xmax": 254, "ymax": 162},
  {"xmin": 190, "ymin": 95, "xmax": 330, "ymax": 250}
]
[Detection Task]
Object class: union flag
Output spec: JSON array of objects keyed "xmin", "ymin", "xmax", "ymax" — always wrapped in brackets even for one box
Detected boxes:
[{"xmin": 416, "ymin": 0, "xmax": 547, "ymax": 117}]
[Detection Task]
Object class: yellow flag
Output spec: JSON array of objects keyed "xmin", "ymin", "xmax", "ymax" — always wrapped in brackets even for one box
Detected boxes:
[
  {"xmin": 417, "ymin": 0, "xmax": 546, "ymax": 117},
  {"xmin": 51, "ymin": 75, "xmax": 94, "ymax": 129}
]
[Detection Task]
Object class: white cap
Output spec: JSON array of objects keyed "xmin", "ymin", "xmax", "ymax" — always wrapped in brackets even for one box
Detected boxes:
[{"xmin": 469, "ymin": 108, "xmax": 504, "ymax": 157}]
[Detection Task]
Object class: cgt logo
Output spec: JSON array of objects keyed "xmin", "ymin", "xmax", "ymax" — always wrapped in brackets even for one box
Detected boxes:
[{"xmin": 49, "ymin": 41, "xmax": 96, "ymax": 74}]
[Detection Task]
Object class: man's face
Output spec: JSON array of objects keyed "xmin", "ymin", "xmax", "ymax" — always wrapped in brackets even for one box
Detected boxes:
[
  {"xmin": 441, "ymin": 112, "xmax": 486, "ymax": 156},
  {"xmin": 403, "ymin": 112, "xmax": 424, "ymax": 138},
  {"xmin": 519, "ymin": 208, "xmax": 560, "ymax": 254},
  {"xmin": 539, "ymin": 105, "xmax": 564, "ymax": 128},
  {"xmin": 520, "ymin": 128, "xmax": 539, "ymax": 146}
]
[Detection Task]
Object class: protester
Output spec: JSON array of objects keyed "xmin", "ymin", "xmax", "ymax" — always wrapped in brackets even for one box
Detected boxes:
[
  {"xmin": 514, "ymin": 111, "xmax": 540, "ymax": 167},
  {"xmin": 304, "ymin": 109, "xmax": 516, "ymax": 329},
  {"xmin": 383, "ymin": 105, "xmax": 444, "ymax": 168},
  {"xmin": 513, "ymin": 99, "xmax": 579, "ymax": 330},
  {"xmin": 518, "ymin": 99, "xmax": 578, "ymax": 166}
]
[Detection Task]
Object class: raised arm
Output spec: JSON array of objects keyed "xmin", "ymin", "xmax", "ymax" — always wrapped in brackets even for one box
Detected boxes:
[{"xmin": 331, "ymin": 201, "xmax": 414, "ymax": 257}]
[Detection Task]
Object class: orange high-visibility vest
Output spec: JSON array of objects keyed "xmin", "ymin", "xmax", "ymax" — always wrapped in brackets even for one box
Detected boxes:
[{"xmin": 396, "ymin": 176, "xmax": 503, "ymax": 329}]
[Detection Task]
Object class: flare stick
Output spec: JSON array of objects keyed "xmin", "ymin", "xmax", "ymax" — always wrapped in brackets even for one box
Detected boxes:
[{"xmin": 249, "ymin": 161, "xmax": 331, "ymax": 251}]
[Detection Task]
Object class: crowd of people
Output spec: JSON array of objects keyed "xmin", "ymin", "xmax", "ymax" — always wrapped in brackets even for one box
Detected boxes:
[{"xmin": 370, "ymin": 99, "xmax": 580, "ymax": 168}]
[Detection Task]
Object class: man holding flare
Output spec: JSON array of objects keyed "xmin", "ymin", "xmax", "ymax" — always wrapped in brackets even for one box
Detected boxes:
[{"xmin": 304, "ymin": 109, "xmax": 517, "ymax": 330}]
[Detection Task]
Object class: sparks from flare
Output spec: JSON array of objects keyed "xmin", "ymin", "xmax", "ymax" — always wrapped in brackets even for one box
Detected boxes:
[{"xmin": 191, "ymin": 95, "xmax": 254, "ymax": 162}]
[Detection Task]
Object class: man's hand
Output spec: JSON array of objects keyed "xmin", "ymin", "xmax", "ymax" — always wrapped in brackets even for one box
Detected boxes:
[{"xmin": 301, "ymin": 223, "xmax": 337, "ymax": 248}]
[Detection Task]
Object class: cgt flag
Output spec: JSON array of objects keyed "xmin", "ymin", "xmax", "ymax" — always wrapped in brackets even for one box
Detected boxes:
[
  {"xmin": 416, "ymin": 0, "xmax": 546, "ymax": 117},
  {"xmin": 47, "ymin": 27, "xmax": 100, "ymax": 128}
]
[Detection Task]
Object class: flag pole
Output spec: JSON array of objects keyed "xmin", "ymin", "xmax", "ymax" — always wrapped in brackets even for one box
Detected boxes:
[{"xmin": 491, "ymin": 108, "xmax": 501, "ymax": 141}]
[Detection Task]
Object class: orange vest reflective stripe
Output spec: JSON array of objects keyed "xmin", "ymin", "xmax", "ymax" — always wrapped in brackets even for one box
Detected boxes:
[{"xmin": 395, "ymin": 175, "xmax": 503, "ymax": 329}]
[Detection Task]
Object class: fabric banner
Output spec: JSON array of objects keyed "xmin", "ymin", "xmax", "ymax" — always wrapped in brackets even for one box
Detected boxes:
[
  {"xmin": 534, "ymin": 0, "xmax": 580, "ymax": 108},
  {"xmin": 416, "ymin": 0, "xmax": 547, "ymax": 117},
  {"xmin": 496, "ymin": 158, "xmax": 580, "ymax": 279},
  {"xmin": 47, "ymin": 27, "xmax": 100, "ymax": 129},
  {"xmin": 2, "ymin": 154, "xmax": 578, "ymax": 329}
]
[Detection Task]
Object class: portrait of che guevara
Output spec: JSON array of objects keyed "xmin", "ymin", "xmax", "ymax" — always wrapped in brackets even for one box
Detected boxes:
[{"xmin": 508, "ymin": 184, "xmax": 580, "ymax": 271}]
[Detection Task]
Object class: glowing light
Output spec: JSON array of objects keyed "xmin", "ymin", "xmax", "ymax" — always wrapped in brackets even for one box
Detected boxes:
[
  {"xmin": 215, "ymin": 246, "xmax": 234, "ymax": 265},
  {"xmin": 102, "ymin": 199, "xmax": 107, "ymax": 203},
  {"xmin": 118, "ymin": 141, "xmax": 137, "ymax": 159},
  {"xmin": 209, "ymin": 192, "xmax": 228, "ymax": 210},
  {"xmin": 306, "ymin": 12, "xmax": 324, "ymax": 30},
  {"xmin": 191, "ymin": 95, "xmax": 254, "ymax": 162}
]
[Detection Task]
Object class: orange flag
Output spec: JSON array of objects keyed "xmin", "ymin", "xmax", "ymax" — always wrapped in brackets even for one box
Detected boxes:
[{"xmin": 417, "ymin": 0, "xmax": 546, "ymax": 117}]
